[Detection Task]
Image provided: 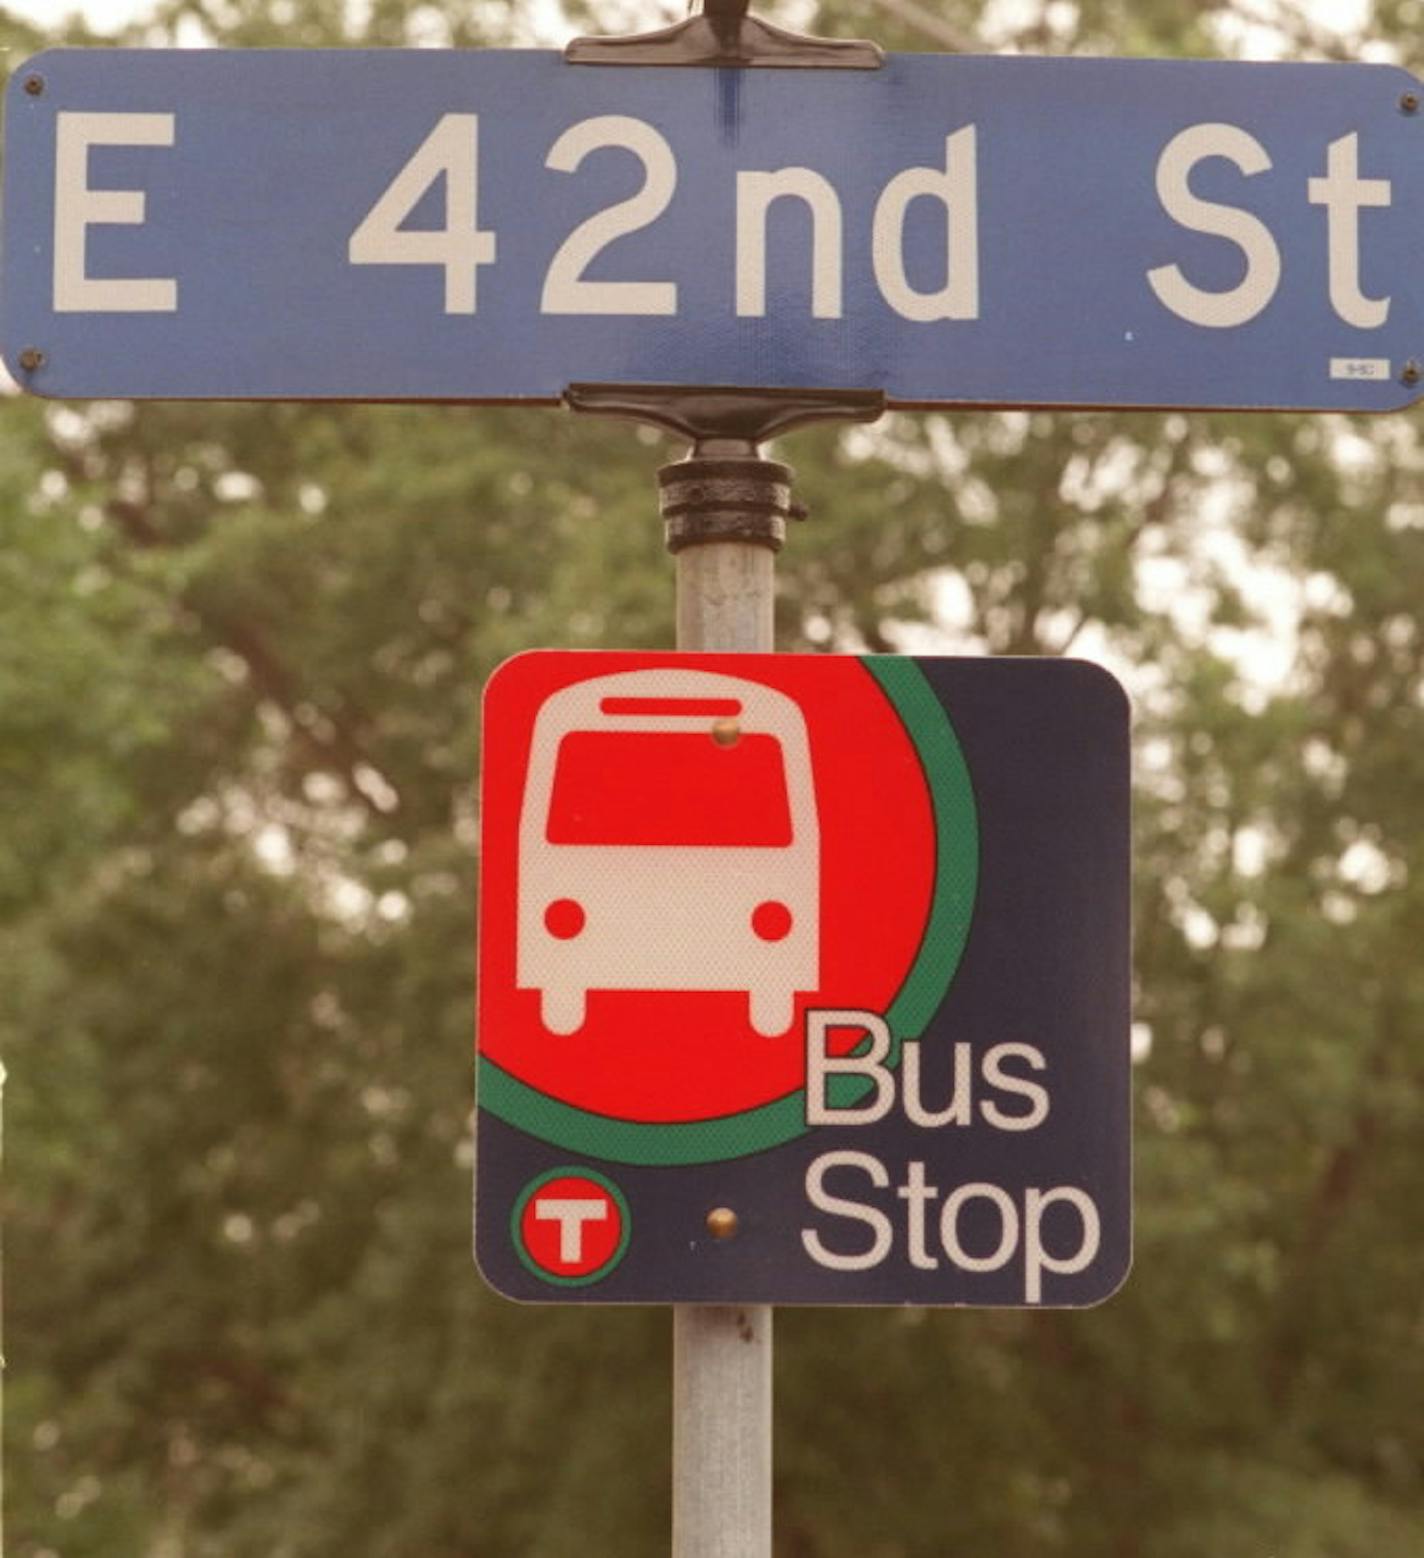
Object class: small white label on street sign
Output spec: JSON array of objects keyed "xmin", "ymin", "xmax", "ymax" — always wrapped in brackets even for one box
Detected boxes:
[{"xmin": 1330, "ymin": 357, "xmax": 1391, "ymax": 380}]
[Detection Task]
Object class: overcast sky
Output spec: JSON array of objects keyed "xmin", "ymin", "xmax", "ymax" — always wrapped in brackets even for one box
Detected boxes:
[
  {"xmin": 9, "ymin": 0, "xmax": 136, "ymax": 31},
  {"xmin": 0, "ymin": 0, "xmax": 1377, "ymax": 53}
]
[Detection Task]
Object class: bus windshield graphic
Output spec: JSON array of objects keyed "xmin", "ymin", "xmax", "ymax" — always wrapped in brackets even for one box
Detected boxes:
[{"xmin": 546, "ymin": 731, "xmax": 793, "ymax": 847}]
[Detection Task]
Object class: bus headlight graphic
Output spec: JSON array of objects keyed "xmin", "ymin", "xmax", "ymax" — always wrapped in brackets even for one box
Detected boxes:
[{"xmin": 544, "ymin": 899, "xmax": 586, "ymax": 939}]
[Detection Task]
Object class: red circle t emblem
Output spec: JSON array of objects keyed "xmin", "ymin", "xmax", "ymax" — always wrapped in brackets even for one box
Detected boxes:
[{"xmin": 512, "ymin": 1170, "xmax": 631, "ymax": 1286}]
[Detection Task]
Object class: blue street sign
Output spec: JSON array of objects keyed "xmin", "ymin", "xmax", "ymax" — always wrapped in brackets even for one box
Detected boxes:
[{"xmin": 3, "ymin": 48, "xmax": 1422, "ymax": 410}]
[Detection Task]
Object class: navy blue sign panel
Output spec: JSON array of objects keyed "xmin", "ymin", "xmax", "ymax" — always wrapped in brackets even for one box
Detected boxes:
[
  {"xmin": 475, "ymin": 653, "xmax": 1130, "ymax": 1306},
  {"xmin": 3, "ymin": 48, "xmax": 1422, "ymax": 410}
]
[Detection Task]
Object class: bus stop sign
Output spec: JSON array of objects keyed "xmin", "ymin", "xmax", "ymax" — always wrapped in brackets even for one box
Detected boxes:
[{"xmin": 475, "ymin": 652, "xmax": 1131, "ymax": 1306}]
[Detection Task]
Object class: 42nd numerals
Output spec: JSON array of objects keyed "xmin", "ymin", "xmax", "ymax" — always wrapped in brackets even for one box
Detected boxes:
[{"xmin": 347, "ymin": 110, "xmax": 979, "ymax": 323}]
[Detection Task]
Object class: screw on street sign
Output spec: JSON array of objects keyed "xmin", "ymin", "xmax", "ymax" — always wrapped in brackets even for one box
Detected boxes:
[
  {"xmin": 2, "ymin": 48, "xmax": 1423, "ymax": 411},
  {"xmin": 474, "ymin": 653, "xmax": 1131, "ymax": 1306}
]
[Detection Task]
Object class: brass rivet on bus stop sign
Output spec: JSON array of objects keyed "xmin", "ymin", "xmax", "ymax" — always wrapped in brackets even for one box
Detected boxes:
[
  {"xmin": 1401, "ymin": 91, "xmax": 1420, "ymax": 114},
  {"xmin": 22, "ymin": 73, "xmax": 44, "ymax": 96},
  {"xmin": 1402, "ymin": 360, "xmax": 1421, "ymax": 386},
  {"xmin": 706, "ymin": 1208, "xmax": 739, "ymax": 1240},
  {"xmin": 18, "ymin": 347, "xmax": 45, "ymax": 372},
  {"xmin": 710, "ymin": 718, "xmax": 741, "ymax": 747}
]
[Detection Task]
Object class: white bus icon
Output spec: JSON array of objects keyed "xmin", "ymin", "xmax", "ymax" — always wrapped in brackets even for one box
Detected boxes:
[{"xmin": 516, "ymin": 668, "xmax": 820, "ymax": 1036}]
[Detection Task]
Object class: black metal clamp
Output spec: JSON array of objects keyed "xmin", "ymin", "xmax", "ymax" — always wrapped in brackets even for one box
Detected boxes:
[
  {"xmin": 565, "ymin": 385, "xmax": 884, "ymax": 553},
  {"xmin": 566, "ymin": 0, "xmax": 882, "ymax": 70}
]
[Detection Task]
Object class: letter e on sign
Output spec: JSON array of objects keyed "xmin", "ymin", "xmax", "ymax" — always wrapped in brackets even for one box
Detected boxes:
[{"xmin": 54, "ymin": 112, "xmax": 177, "ymax": 313}]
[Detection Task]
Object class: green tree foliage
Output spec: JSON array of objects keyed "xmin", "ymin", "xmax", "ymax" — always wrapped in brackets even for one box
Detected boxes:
[{"xmin": 5, "ymin": 2, "xmax": 1424, "ymax": 1555}]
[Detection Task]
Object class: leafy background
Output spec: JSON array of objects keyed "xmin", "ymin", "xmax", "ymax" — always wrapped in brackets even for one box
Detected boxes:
[{"xmin": 3, "ymin": 1, "xmax": 1423, "ymax": 1554}]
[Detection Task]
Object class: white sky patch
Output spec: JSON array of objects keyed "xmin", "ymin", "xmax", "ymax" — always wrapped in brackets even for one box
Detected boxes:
[
  {"xmin": 1136, "ymin": 480, "xmax": 1310, "ymax": 706},
  {"xmin": 252, "ymin": 821, "xmax": 296, "ymax": 875},
  {"xmin": 1220, "ymin": 902, "xmax": 1267, "ymax": 950},
  {"xmin": 1338, "ymin": 837, "xmax": 1393, "ymax": 894},
  {"xmin": 4, "ymin": 0, "xmax": 585, "ymax": 40},
  {"xmin": 1180, "ymin": 903, "xmax": 1219, "ymax": 949},
  {"xmin": 222, "ymin": 1211, "xmax": 256, "ymax": 1244},
  {"xmin": 328, "ymin": 877, "xmax": 374, "ymax": 921},
  {"xmin": 1233, "ymin": 824, "xmax": 1270, "ymax": 877},
  {"xmin": 214, "ymin": 469, "xmax": 261, "ymax": 504},
  {"xmin": 4, "ymin": 0, "xmax": 130, "ymax": 28},
  {"xmin": 3, "ymin": 0, "xmax": 1377, "ymax": 48}
]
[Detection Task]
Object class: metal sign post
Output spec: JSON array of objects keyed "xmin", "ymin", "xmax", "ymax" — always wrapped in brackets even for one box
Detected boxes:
[
  {"xmin": 674, "ymin": 421, "xmax": 774, "ymax": 1556},
  {"xmin": 566, "ymin": 385, "xmax": 882, "ymax": 1558},
  {"xmin": 672, "ymin": 1304, "xmax": 771, "ymax": 1558},
  {"xmin": 670, "ymin": 446, "xmax": 776, "ymax": 1558}
]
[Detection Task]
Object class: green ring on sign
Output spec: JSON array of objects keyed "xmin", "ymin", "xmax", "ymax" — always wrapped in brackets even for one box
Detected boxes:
[
  {"xmin": 479, "ymin": 657, "xmax": 979, "ymax": 1166},
  {"xmin": 510, "ymin": 1166, "xmax": 632, "ymax": 1287}
]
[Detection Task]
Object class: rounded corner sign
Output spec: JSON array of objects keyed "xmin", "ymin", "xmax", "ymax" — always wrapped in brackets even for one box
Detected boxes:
[
  {"xmin": 475, "ymin": 652, "xmax": 1131, "ymax": 1308},
  {"xmin": 4, "ymin": 50, "xmax": 1422, "ymax": 412}
]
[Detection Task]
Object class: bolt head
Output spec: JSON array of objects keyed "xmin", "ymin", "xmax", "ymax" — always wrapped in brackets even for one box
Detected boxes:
[
  {"xmin": 1401, "ymin": 91, "xmax": 1420, "ymax": 114},
  {"xmin": 18, "ymin": 347, "xmax": 45, "ymax": 372},
  {"xmin": 706, "ymin": 1207, "xmax": 739, "ymax": 1241},
  {"xmin": 1402, "ymin": 360, "xmax": 1422, "ymax": 387},
  {"xmin": 22, "ymin": 73, "xmax": 44, "ymax": 96}
]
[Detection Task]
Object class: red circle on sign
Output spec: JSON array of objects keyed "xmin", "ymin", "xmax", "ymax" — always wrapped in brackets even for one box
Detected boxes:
[
  {"xmin": 516, "ymin": 1172, "xmax": 627, "ymax": 1281},
  {"xmin": 751, "ymin": 900, "xmax": 793, "ymax": 941},
  {"xmin": 544, "ymin": 898, "xmax": 586, "ymax": 939},
  {"xmin": 478, "ymin": 653, "xmax": 936, "ymax": 1125}
]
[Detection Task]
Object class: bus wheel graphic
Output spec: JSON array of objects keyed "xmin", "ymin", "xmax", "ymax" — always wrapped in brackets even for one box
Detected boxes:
[
  {"xmin": 542, "ymin": 988, "xmax": 586, "ymax": 1035},
  {"xmin": 749, "ymin": 988, "xmax": 794, "ymax": 1038}
]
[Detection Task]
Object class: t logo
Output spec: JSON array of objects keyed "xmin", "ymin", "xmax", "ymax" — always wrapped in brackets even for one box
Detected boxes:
[{"xmin": 513, "ymin": 1170, "xmax": 630, "ymax": 1286}]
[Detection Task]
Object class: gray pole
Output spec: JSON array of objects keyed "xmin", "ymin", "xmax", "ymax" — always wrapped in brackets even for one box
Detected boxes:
[
  {"xmin": 676, "ymin": 538, "xmax": 774, "ymax": 655},
  {"xmin": 563, "ymin": 382, "xmax": 881, "ymax": 1558},
  {"xmin": 672, "ymin": 526, "xmax": 775, "ymax": 1558},
  {"xmin": 673, "ymin": 1302, "xmax": 773, "ymax": 1558}
]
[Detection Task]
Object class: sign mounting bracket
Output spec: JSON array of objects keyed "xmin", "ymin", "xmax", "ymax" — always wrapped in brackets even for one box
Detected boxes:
[
  {"xmin": 564, "ymin": 0, "xmax": 883, "ymax": 70},
  {"xmin": 564, "ymin": 383, "xmax": 884, "ymax": 551}
]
